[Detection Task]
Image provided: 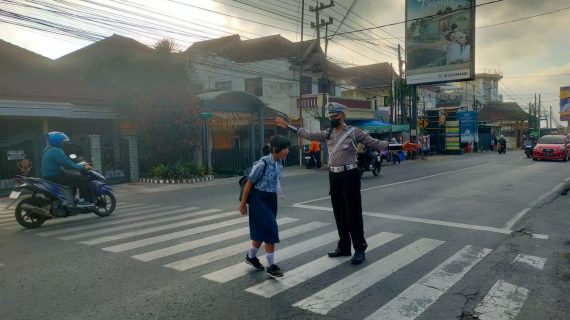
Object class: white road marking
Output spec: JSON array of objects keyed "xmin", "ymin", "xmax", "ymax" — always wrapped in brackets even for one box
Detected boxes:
[
  {"xmin": 365, "ymin": 245, "xmax": 492, "ymax": 320},
  {"xmin": 292, "ymin": 238, "xmax": 445, "ymax": 315},
  {"xmin": 513, "ymin": 254, "xmax": 546, "ymax": 270},
  {"xmin": 203, "ymin": 231, "xmax": 339, "ymax": 283},
  {"xmin": 59, "ymin": 207, "xmax": 205, "ymax": 240},
  {"xmin": 474, "ymin": 280, "xmax": 529, "ymax": 320},
  {"xmin": 294, "ymin": 204, "xmax": 550, "ymax": 239},
  {"xmin": 504, "ymin": 176, "xmax": 570, "ymax": 229},
  {"xmin": 35, "ymin": 205, "xmax": 182, "ymax": 236},
  {"xmin": 245, "ymin": 232, "xmax": 402, "ymax": 298},
  {"xmin": 134, "ymin": 218, "xmax": 302, "ymax": 262},
  {"xmin": 164, "ymin": 221, "xmax": 330, "ymax": 270},
  {"xmin": 77, "ymin": 209, "xmax": 223, "ymax": 245},
  {"xmin": 292, "ymin": 162, "xmax": 501, "ymax": 206},
  {"xmin": 102, "ymin": 216, "xmax": 256, "ymax": 252}
]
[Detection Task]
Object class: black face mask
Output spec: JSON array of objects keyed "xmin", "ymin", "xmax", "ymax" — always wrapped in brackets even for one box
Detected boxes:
[{"xmin": 329, "ymin": 119, "xmax": 341, "ymax": 128}]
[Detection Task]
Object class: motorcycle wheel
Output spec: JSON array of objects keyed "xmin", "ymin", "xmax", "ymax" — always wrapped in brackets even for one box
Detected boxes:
[
  {"xmin": 15, "ymin": 197, "xmax": 48, "ymax": 228},
  {"xmin": 372, "ymin": 162, "xmax": 381, "ymax": 176},
  {"xmin": 94, "ymin": 191, "xmax": 116, "ymax": 217}
]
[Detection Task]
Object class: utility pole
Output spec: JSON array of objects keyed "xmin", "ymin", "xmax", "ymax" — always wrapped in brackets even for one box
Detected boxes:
[
  {"xmin": 310, "ymin": 0, "xmax": 334, "ymax": 130},
  {"xmin": 538, "ymin": 94, "xmax": 541, "ymax": 136},
  {"xmin": 397, "ymin": 44, "xmax": 404, "ymax": 125},
  {"xmin": 550, "ymin": 105, "xmax": 553, "ymax": 129},
  {"xmin": 297, "ymin": 0, "xmax": 305, "ymax": 166}
]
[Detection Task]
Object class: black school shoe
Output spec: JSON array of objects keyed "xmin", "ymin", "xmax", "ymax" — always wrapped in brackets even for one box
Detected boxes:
[
  {"xmin": 351, "ymin": 251, "xmax": 366, "ymax": 265},
  {"xmin": 245, "ymin": 254, "xmax": 264, "ymax": 270},
  {"xmin": 266, "ymin": 264, "xmax": 284, "ymax": 278},
  {"xmin": 328, "ymin": 248, "xmax": 352, "ymax": 257}
]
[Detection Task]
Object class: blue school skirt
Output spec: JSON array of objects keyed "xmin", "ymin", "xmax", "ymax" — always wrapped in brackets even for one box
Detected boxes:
[{"xmin": 248, "ymin": 188, "xmax": 279, "ymax": 243}]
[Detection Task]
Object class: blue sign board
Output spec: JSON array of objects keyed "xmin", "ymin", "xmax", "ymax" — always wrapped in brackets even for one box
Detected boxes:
[{"xmin": 456, "ymin": 112, "xmax": 478, "ymax": 143}]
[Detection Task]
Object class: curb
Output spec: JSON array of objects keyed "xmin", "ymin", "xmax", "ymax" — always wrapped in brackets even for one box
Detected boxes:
[{"xmin": 139, "ymin": 175, "xmax": 215, "ymax": 184}]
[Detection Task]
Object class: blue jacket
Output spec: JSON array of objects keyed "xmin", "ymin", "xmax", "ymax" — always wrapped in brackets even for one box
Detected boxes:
[{"xmin": 41, "ymin": 146, "xmax": 84, "ymax": 178}]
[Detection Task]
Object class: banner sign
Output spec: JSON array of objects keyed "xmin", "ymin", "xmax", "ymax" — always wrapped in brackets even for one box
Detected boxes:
[
  {"xmin": 456, "ymin": 111, "xmax": 477, "ymax": 142},
  {"xmin": 560, "ymin": 86, "xmax": 570, "ymax": 121},
  {"xmin": 446, "ymin": 121, "xmax": 460, "ymax": 150},
  {"xmin": 405, "ymin": 0, "xmax": 476, "ymax": 85},
  {"xmin": 7, "ymin": 150, "xmax": 26, "ymax": 161}
]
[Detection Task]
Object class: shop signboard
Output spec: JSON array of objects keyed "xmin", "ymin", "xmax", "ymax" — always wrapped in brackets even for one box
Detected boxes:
[{"xmin": 457, "ymin": 111, "xmax": 478, "ymax": 142}]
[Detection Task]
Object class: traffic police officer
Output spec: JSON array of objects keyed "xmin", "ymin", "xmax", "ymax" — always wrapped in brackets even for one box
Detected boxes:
[{"xmin": 275, "ymin": 102, "xmax": 388, "ymax": 264}]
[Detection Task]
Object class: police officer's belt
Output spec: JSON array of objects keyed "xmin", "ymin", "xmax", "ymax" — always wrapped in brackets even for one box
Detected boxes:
[{"xmin": 329, "ymin": 163, "xmax": 358, "ymax": 173}]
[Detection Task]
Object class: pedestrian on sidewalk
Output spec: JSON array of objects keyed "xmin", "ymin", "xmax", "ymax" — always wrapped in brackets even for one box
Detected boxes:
[
  {"xmin": 240, "ymin": 135, "xmax": 290, "ymax": 278},
  {"xmin": 275, "ymin": 102, "xmax": 388, "ymax": 265}
]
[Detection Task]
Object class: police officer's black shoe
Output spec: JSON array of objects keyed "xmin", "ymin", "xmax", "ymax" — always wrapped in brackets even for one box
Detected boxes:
[
  {"xmin": 328, "ymin": 248, "xmax": 352, "ymax": 257},
  {"xmin": 351, "ymin": 251, "xmax": 366, "ymax": 265}
]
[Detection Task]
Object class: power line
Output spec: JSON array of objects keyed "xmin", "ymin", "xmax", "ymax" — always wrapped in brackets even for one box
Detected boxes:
[
  {"xmin": 329, "ymin": 0, "xmax": 359, "ymax": 41},
  {"xmin": 334, "ymin": 0, "xmax": 503, "ymax": 37},
  {"xmin": 478, "ymin": 5, "xmax": 570, "ymax": 29}
]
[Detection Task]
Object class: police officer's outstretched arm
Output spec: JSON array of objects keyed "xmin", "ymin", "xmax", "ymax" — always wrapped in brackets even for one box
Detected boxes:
[
  {"xmin": 275, "ymin": 116, "xmax": 326, "ymax": 142},
  {"xmin": 355, "ymin": 129, "xmax": 388, "ymax": 151}
]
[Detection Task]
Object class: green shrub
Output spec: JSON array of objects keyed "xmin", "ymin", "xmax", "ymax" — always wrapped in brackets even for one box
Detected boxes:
[{"xmin": 150, "ymin": 161, "xmax": 207, "ymax": 179}]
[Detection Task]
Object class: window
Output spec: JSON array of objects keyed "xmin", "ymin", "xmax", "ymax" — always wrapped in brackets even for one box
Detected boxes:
[
  {"xmin": 214, "ymin": 81, "xmax": 232, "ymax": 91},
  {"xmin": 245, "ymin": 77, "xmax": 263, "ymax": 96},
  {"xmin": 301, "ymin": 76, "xmax": 312, "ymax": 95}
]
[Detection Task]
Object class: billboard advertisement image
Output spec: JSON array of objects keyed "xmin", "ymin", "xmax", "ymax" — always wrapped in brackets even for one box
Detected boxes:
[
  {"xmin": 560, "ymin": 86, "xmax": 570, "ymax": 121},
  {"xmin": 405, "ymin": 0, "xmax": 475, "ymax": 85}
]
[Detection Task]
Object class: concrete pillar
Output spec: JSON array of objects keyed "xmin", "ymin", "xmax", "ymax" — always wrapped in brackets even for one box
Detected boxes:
[
  {"xmin": 126, "ymin": 136, "xmax": 139, "ymax": 182},
  {"xmin": 89, "ymin": 135, "xmax": 102, "ymax": 171}
]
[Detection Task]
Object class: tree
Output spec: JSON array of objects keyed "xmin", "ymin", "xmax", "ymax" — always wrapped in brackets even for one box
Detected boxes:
[{"xmin": 106, "ymin": 39, "xmax": 201, "ymax": 172}]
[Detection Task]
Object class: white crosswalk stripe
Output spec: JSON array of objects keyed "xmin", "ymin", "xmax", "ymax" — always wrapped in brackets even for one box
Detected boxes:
[
  {"xmin": 59, "ymin": 207, "xmax": 206, "ymax": 240},
  {"xmin": 474, "ymin": 280, "xmax": 529, "ymax": 320},
  {"xmin": 133, "ymin": 218, "xmax": 303, "ymax": 262},
  {"xmin": 103, "ymin": 216, "xmax": 252, "ymax": 253},
  {"xmin": 35, "ymin": 205, "xmax": 182, "ymax": 236},
  {"xmin": 245, "ymin": 232, "xmax": 402, "ymax": 298},
  {"xmin": 164, "ymin": 221, "xmax": 330, "ymax": 270},
  {"xmin": 364, "ymin": 245, "xmax": 492, "ymax": 320},
  {"xmin": 77, "ymin": 209, "xmax": 223, "ymax": 245},
  {"xmin": 203, "ymin": 231, "xmax": 340, "ymax": 283},
  {"xmin": 292, "ymin": 238, "xmax": 445, "ymax": 315}
]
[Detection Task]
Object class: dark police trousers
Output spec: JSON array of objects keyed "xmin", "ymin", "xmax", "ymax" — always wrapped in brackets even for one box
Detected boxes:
[{"xmin": 329, "ymin": 168, "xmax": 367, "ymax": 253}]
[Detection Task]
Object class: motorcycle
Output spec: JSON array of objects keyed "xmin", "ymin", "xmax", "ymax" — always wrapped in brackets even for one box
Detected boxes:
[
  {"xmin": 498, "ymin": 143, "xmax": 506, "ymax": 154},
  {"xmin": 357, "ymin": 150, "xmax": 382, "ymax": 177},
  {"xmin": 303, "ymin": 146, "xmax": 317, "ymax": 169},
  {"xmin": 7, "ymin": 154, "xmax": 116, "ymax": 228},
  {"xmin": 523, "ymin": 141, "xmax": 535, "ymax": 158}
]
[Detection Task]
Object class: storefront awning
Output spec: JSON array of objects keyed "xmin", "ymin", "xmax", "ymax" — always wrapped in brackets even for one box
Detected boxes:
[
  {"xmin": 347, "ymin": 119, "xmax": 391, "ymax": 133},
  {"xmin": 0, "ymin": 99, "xmax": 119, "ymax": 119}
]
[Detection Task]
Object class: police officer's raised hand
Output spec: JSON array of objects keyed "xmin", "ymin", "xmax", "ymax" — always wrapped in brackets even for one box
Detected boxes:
[{"xmin": 275, "ymin": 116, "xmax": 288, "ymax": 129}]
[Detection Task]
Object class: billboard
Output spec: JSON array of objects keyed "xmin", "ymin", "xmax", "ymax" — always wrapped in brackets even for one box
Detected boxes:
[
  {"xmin": 560, "ymin": 86, "xmax": 570, "ymax": 121},
  {"xmin": 457, "ymin": 111, "xmax": 478, "ymax": 143},
  {"xmin": 405, "ymin": 0, "xmax": 475, "ymax": 85}
]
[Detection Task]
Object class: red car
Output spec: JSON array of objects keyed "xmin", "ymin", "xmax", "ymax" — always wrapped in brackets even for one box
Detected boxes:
[{"xmin": 532, "ymin": 135, "xmax": 569, "ymax": 161}]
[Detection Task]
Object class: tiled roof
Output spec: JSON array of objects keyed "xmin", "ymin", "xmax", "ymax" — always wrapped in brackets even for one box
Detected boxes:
[
  {"xmin": 344, "ymin": 63, "xmax": 397, "ymax": 88},
  {"xmin": 479, "ymin": 102, "xmax": 528, "ymax": 122}
]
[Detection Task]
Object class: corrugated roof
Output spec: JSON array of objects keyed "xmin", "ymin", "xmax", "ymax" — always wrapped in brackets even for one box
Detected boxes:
[
  {"xmin": 344, "ymin": 63, "xmax": 397, "ymax": 88},
  {"xmin": 479, "ymin": 102, "xmax": 528, "ymax": 122}
]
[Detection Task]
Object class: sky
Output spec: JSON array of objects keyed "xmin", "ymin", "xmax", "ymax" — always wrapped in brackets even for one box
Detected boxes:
[{"xmin": 2, "ymin": 0, "xmax": 569, "ymax": 125}]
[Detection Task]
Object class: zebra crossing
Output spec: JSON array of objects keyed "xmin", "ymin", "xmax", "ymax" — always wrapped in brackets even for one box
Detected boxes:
[{"xmin": 6, "ymin": 201, "xmax": 542, "ymax": 319}]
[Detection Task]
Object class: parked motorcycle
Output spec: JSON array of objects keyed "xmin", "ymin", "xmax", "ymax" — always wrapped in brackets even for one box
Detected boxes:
[
  {"xmin": 7, "ymin": 154, "xmax": 116, "ymax": 228},
  {"xmin": 357, "ymin": 151, "xmax": 382, "ymax": 177}
]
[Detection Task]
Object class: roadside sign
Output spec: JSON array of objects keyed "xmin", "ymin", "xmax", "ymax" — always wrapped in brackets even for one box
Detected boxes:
[{"xmin": 200, "ymin": 111, "xmax": 213, "ymax": 119}]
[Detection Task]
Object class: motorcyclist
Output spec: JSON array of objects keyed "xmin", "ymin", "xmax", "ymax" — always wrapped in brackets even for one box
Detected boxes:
[
  {"xmin": 498, "ymin": 135, "xmax": 507, "ymax": 153},
  {"xmin": 41, "ymin": 131, "xmax": 94, "ymax": 207}
]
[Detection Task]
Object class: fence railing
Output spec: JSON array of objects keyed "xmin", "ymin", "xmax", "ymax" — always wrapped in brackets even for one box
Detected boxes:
[{"xmin": 211, "ymin": 145, "xmax": 301, "ymax": 175}]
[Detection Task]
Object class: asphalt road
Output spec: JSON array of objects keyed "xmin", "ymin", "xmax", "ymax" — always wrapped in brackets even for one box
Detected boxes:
[{"xmin": 1, "ymin": 151, "xmax": 569, "ymax": 320}]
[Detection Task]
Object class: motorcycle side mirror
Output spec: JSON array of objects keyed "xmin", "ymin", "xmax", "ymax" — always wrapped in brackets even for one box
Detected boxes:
[{"xmin": 69, "ymin": 154, "xmax": 77, "ymax": 160}]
